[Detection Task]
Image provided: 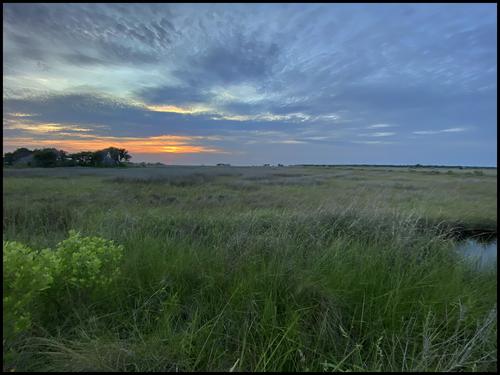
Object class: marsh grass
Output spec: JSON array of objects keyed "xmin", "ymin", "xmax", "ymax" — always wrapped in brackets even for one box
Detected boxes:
[
  {"xmin": 109, "ymin": 173, "xmax": 217, "ymax": 187},
  {"xmin": 3, "ymin": 166, "xmax": 497, "ymax": 371}
]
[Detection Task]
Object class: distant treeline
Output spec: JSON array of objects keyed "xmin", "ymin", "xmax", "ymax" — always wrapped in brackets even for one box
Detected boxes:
[
  {"xmin": 3, "ymin": 147, "xmax": 131, "ymax": 168},
  {"xmin": 294, "ymin": 164, "xmax": 496, "ymax": 169}
]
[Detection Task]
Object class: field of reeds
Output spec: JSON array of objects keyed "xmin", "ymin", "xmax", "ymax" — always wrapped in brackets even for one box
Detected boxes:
[{"xmin": 3, "ymin": 165, "xmax": 497, "ymax": 371}]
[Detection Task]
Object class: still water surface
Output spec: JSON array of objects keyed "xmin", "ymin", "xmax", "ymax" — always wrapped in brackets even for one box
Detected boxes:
[{"xmin": 456, "ymin": 239, "xmax": 497, "ymax": 270}]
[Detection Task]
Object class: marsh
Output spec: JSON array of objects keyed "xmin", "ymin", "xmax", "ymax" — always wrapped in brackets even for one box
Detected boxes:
[{"xmin": 3, "ymin": 165, "xmax": 497, "ymax": 372}]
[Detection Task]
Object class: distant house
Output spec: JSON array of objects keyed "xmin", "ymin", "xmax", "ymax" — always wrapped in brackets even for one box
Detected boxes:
[
  {"xmin": 102, "ymin": 152, "xmax": 117, "ymax": 166},
  {"xmin": 13, "ymin": 154, "xmax": 34, "ymax": 166},
  {"xmin": 217, "ymin": 163, "xmax": 230, "ymax": 166}
]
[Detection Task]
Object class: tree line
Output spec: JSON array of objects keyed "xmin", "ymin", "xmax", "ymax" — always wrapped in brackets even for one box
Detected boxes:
[{"xmin": 3, "ymin": 147, "xmax": 131, "ymax": 168}]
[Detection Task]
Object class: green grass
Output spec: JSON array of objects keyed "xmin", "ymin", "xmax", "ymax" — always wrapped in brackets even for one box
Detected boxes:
[{"xmin": 3, "ymin": 166, "xmax": 497, "ymax": 371}]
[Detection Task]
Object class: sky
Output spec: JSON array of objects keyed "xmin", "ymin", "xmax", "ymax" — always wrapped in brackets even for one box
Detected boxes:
[{"xmin": 3, "ymin": 3, "xmax": 497, "ymax": 166}]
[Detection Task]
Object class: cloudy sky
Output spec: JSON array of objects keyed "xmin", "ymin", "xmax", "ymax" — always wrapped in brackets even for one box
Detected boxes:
[{"xmin": 3, "ymin": 3, "xmax": 497, "ymax": 165}]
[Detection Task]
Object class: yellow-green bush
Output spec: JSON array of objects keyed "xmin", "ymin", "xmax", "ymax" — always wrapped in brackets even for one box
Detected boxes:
[
  {"xmin": 53, "ymin": 230, "xmax": 123, "ymax": 289},
  {"xmin": 3, "ymin": 241, "xmax": 58, "ymax": 339},
  {"xmin": 3, "ymin": 231, "xmax": 124, "ymax": 342}
]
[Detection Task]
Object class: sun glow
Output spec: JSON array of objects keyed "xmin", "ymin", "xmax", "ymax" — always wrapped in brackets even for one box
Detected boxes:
[
  {"xmin": 143, "ymin": 104, "xmax": 212, "ymax": 115},
  {"xmin": 3, "ymin": 134, "xmax": 225, "ymax": 154},
  {"xmin": 5, "ymin": 122, "xmax": 93, "ymax": 133}
]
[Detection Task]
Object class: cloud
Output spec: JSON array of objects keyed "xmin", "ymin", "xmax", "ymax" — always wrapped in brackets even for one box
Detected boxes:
[
  {"xmin": 269, "ymin": 139, "xmax": 307, "ymax": 144},
  {"xmin": 7, "ymin": 113, "xmax": 38, "ymax": 118},
  {"xmin": 185, "ymin": 36, "xmax": 280, "ymax": 86},
  {"xmin": 144, "ymin": 104, "xmax": 213, "ymax": 115},
  {"xmin": 3, "ymin": 3, "xmax": 174, "ymax": 66},
  {"xmin": 413, "ymin": 127, "xmax": 468, "ymax": 135},
  {"xmin": 135, "ymin": 85, "xmax": 210, "ymax": 106},
  {"xmin": 441, "ymin": 127, "xmax": 468, "ymax": 133},
  {"xmin": 2, "ymin": 4, "xmax": 497, "ymax": 165},
  {"xmin": 366, "ymin": 124, "xmax": 394, "ymax": 128},
  {"xmin": 351, "ymin": 140, "xmax": 394, "ymax": 145},
  {"xmin": 4, "ymin": 122, "xmax": 94, "ymax": 134},
  {"xmin": 358, "ymin": 132, "xmax": 396, "ymax": 137}
]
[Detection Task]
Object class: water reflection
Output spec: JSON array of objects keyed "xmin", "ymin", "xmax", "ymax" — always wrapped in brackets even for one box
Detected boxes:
[{"xmin": 456, "ymin": 239, "xmax": 497, "ymax": 270}]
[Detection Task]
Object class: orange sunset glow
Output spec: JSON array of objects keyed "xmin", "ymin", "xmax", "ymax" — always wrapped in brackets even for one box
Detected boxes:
[{"xmin": 3, "ymin": 135, "xmax": 225, "ymax": 154}]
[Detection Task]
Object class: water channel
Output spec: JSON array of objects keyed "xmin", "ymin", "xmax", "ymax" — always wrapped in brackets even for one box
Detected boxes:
[{"xmin": 456, "ymin": 238, "xmax": 497, "ymax": 271}]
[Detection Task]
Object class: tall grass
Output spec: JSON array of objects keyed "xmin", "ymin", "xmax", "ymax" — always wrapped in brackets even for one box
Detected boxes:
[{"xmin": 3, "ymin": 168, "xmax": 497, "ymax": 371}]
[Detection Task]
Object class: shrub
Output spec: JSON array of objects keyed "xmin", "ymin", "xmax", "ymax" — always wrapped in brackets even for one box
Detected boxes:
[
  {"xmin": 3, "ymin": 241, "xmax": 58, "ymax": 339},
  {"xmin": 53, "ymin": 230, "xmax": 124, "ymax": 290},
  {"xmin": 3, "ymin": 232, "xmax": 124, "ymax": 343}
]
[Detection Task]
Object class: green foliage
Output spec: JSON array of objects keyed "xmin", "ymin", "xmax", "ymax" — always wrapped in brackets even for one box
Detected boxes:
[
  {"xmin": 32, "ymin": 148, "xmax": 62, "ymax": 167},
  {"xmin": 4, "ymin": 147, "xmax": 70, "ymax": 167},
  {"xmin": 68, "ymin": 151, "xmax": 95, "ymax": 166},
  {"xmin": 3, "ymin": 241, "xmax": 57, "ymax": 339},
  {"xmin": 3, "ymin": 152, "xmax": 14, "ymax": 166},
  {"xmin": 3, "ymin": 231, "xmax": 123, "ymax": 346},
  {"xmin": 53, "ymin": 230, "xmax": 123, "ymax": 289},
  {"xmin": 3, "ymin": 148, "xmax": 34, "ymax": 166},
  {"xmin": 67, "ymin": 147, "xmax": 131, "ymax": 167},
  {"xmin": 5, "ymin": 146, "xmax": 132, "ymax": 168},
  {"xmin": 118, "ymin": 148, "xmax": 131, "ymax": 162}
]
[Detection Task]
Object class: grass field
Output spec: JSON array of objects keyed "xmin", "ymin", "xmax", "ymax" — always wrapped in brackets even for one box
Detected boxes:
[{"xmin": 3, "ymin": 165, "xmax": 497, "ymax": 371}]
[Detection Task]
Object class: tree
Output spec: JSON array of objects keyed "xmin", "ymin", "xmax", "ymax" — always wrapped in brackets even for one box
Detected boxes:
[
  {"xmin": 33, "ymin": 148, "xmax": 59, "ymax": 167},
  {"xmin": 118, "ymin": 148, "xmax": 131, "ymax": 162},
  {"xmin": 32, "ymin": 148, "xmax": 70, "ymax": 167},
  {"xmin": 4, "ymin": 152, "xmax": 14, "ymax": 166},
  {"xmin": 91, "ymin": 150, "xmax": 106, "ymax": 166},
  {"xmin": 12, "ymin": 148, "xmax": 33, "ymax": 160},
  {"xmin": 6, "ymin": 146, "xmax": 132, "ymax": 167},
  {"xmin": 33, "ymin": 148, "xmax": 66, "ymax": 167},
  {"xmin": 4, "ymin": 148, "xmax": 34, "ymax": 165},
  {"xmin": 57, "ymin": 149, "xmax": 67, "ymax": 161},
  {"xmin": 69, "ymin": 151, "xmax": 94, "ymax": 166}
]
